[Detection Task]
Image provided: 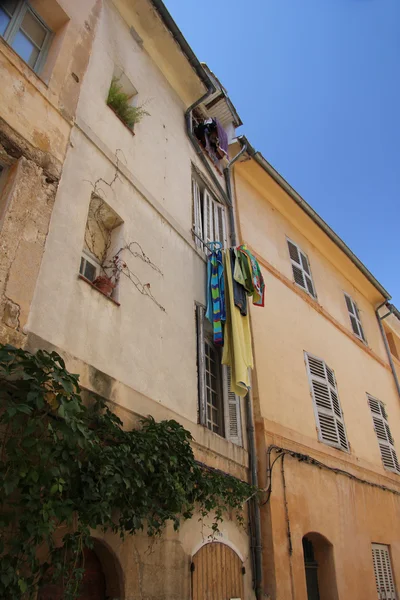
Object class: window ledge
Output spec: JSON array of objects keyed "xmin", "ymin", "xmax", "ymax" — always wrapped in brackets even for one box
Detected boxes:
[
  {"xmin": 107, "ymin": 105, "xmax": 136, "ymax": 136},
  {"xmin": 78, "ymin": 274, "xmax": 120, "ymax": 306}
]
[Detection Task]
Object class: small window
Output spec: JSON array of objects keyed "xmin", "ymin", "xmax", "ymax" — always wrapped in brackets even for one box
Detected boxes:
[
  {"xmin": 79, "ymin": 250, "xmax": 99, "ymax": 283},
  {"xmin": 305, "ymin": 353, "xmax": 348, "ymax": 451},
  {"xmin": 196, "ymin": 305, "xmax": 242, "ymax": 444},
  {"xmin": 371, "ymin": 543, "xmax": 397, "ymax": 600},
  {"xmin": 192, "ymin": 176, "xmax": 228, "ymax": 253},
  {"xmin": 0, "ymin": 1, "xmax": 52, "ymax": 72},
  {"xmin": 386, "ymin": 331, "xmax": 400, "ymax": 361},
  {"xmin": 368, "ymin": 395, "xmax": 400, "ymax": 474},
  {"xmin": 287, "ymin": 239, "xmax": 316, "ymax": 299},
  {"xmin": 344, "ymin": 293, "xmax": 366, "ymax": 343}
]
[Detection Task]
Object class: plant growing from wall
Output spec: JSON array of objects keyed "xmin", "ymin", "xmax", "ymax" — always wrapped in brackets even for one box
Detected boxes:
[
  {"xmin": 0, "ymin": 344, "xmax": 254, "ymax": 600},
  {"xmin": 107, "ymin": 77, "xmax": 150, "ymax": 129}
]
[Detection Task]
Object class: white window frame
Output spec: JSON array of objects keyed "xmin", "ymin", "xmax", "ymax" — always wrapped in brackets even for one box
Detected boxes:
[
  {"xmin": 196, "ymin": 304, "xmax": 242, "ymax": 445},
  {"xmin": 372, "ymin": 543, "xmax": 397, "ymax": 600},
  {"xmin": 1, "ymin": 0, "xmax": 53, "ymax": 73},
  {"xmin": 305, "ymin": 352, "xmax": 349, "ymax": 452},
  {"xmin": 192, "ymin": 176, "xmax": 228, "ymax": 253},
  {"xmin": 79, "ymin": 248, "xmax": 100, "ymax": 283},
  {"xmin": 287, "ymin": 238, "xmax": 317, "ymax": 299},
  {"xmin": 368, "ymin": 395, "xmax": 400, "ymax": 474},
  {"xmin": 344, "ymin": 293, "xmax": 367, "ymax": 343}
]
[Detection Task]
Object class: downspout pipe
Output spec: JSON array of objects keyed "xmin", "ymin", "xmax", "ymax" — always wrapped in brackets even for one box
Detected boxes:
[
  {"xmin": 223, "ymin": 142, "xmax": 247, "ymax": 246},
  {"xmin": 376, "ymin": 303, "xmax": 400, "ymax": 399},
  {"xmin": 246, "ymin": 384, "xmax": 263, "ymax": 600}
]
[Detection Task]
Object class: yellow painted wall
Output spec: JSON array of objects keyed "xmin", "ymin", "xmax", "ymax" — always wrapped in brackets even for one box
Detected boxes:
[{"xmin": 234, "ymin": 157, "xmax": 400, "ymax": 600}]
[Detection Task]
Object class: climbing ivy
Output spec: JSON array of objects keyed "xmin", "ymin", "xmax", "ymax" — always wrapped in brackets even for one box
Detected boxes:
[{"xmin": 0, "ymin": 344, "xmax": 253, "ymax": 599}]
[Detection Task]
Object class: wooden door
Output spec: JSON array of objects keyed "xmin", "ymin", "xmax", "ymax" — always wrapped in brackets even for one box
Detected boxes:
[
  {"xmin": 192, "ymin": 542, "xmax": 244, "ymax": 600},
  {"xmin": 38, "ymin": 550, "xmax": 106, "ymax": 600}
]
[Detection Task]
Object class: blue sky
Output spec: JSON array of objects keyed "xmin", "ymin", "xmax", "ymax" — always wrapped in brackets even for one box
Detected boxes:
[{"xmin": 164, "ymin": 0, "xmax": 400, "ymax": 303}]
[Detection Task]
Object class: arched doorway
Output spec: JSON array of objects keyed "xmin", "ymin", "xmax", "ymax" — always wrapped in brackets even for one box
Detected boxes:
[
  {"xmin": 191, "ymin": 542, "xmax": 244, "ymax": 600},
  {"xmin": 302, "ymin": 533, "xmax": 338, "ymax": 600},
  {"xmin": 38, "ymin": 539, "xmax": 123, "ymax": 600}
]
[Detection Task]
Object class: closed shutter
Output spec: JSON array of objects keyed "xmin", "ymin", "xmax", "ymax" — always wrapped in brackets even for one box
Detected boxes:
[
  {"xmin": 213, "ymin": 202, "xmax": 228, "ymax": 249},
  {"xmin": 344, "ymin": 293, "xmax": 366, "ymax": 342},
  {"xmin": 192, "ymin": 179, "xmax": 203, "ymax": 249},
  {"xmin": 202, "ymin": 189, "xmax": 214, "ymax": 249},
  {"xmin": 305, "ymin": 353, "xmax": 349, "ymax": 451},
  {"xmin": 223, "ymin": 365, "xmax": 242, "ymax": 446},
  {"xmin": 372, "ymin": 544, "xmax": 397, "ymax": 600},
  {"xmin": 287, "ymin": 239, "xmax": 316, "ymax": 298},
  {"xmin": 196, "ymin": 305, "xmax": 207, "ymax": 426},
  {"xmin": 368, "ymin": 395, "xmax": 400, "ymax": 473}
]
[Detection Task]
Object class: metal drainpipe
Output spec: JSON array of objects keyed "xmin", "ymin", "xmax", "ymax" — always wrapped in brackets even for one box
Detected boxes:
[
  {"xmin": 376, "ymin": 303, "xmax": 400, "ymax": 399},
  {"xmin": 246, "ymin": 384, "xmax": 263, "ymax": 600},
  {"xmin": 223, "ymin": 142, "xmax": 247, "ymax": 246}
]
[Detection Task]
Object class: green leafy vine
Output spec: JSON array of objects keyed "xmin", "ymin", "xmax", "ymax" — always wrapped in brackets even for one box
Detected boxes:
[{"xmin": 0, "ymin": 344, "xmax": 253, "ymax": 599}]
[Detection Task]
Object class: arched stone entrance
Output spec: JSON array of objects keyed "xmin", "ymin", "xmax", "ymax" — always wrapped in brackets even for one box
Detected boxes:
[
  {"xmin": 38, "ymin": 539, "xmax": 123, "ymax": 600},
  {"xmin": 302, "ymin": 533, "xmax": 338, "ymax": 600},
  {"xmin": 191, "ymin": 542, "xmax": 244, "ymax": 600}
]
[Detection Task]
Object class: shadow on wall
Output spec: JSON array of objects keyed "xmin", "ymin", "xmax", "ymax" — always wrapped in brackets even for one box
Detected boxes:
[{"xmin": 302, "ymin": 532, "xmax": 339, "ymax": 600}]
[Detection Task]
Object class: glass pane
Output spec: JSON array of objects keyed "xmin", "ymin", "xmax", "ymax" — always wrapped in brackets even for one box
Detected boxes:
[
  {"xmin": 0, "ymin": 8, "xmax": 11, "ymax": 36},
  {"xmin": 11, "ymin": 30, "xmax": 39, "ymax": 67},
  {"xmin": 0, "ymin": 0, "xmax": 18, "ymax": 17},
  {"xmin": 84, "ymin": 261, "xmax": 97, "ymax": 282},
  {"xmin": 20, "ymin": 9, "xmax": 47, "ymax": 48}
]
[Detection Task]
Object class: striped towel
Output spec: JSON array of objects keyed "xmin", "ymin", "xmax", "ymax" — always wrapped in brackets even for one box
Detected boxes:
[{"xmin": 206, "ymin": 250, "xmax": 226, "ymax": 345}]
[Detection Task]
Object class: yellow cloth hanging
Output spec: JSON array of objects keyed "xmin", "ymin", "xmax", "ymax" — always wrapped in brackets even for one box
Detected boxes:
[{"xmin": 222, "ymin": 250, "xmax": 254, "ymax": 397}]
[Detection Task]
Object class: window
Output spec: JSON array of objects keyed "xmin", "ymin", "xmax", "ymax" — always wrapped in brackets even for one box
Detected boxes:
[
  {"xmin": 192, "ymin": 177, "xmax": 228, "ymax": 253},
  {"xmin": 371, "ymin": 543, "xmax": 397, "ymax": 600},
  {"xmin": 196, "ymin": 305, "xmax": 242, "ymax": 444},
  {"xmin": 368, "ymin": 395, "xmax": 400, "ymax": 473},
  {"xmin": 386, "ymin": 331, "xmax": 400, "ymax": 361},
  {"xmin": 305, "ymin": 353, "xmax": 348, "ymax": 451},
  {"xmin": 0, "ymin": 1, "xmax": 52, "ymax": 72},
  {"xmin": 79, "ymin": 250, "xmax": 99, "ymax": 284},
  {"xmin": 287, "ymin": 239, "xmax": 316, "ymax": 298},
  {"xmin": 344, "ymin": 293, "xmax": 366, "ymax": 342}
]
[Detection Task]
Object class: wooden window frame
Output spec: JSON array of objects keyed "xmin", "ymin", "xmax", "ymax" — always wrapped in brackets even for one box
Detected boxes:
[
  {"xmin": 1, "ymin": 0, "xmax": 53, "ymax": 73},
  {"xmin": 196, "ymin": 304, "xmax": 242, "ymax": 445},
  {"xmin": 192, "ymin": 175, "xmax": 228, "ymax": 253},
  {"xmin": 344, "ymin": 293, "xmax": 367, "ymax": 343},
  {"xmin": 287, "ymin": 238, "xmax": 317, "ymax": 299},
  {"xmin": 371, "ymin": 543, "xmax": 397, "ymax": 600},
  {"xmin": 368, "ymin": 394, "xmax": 400, "ymax": 474},
  {"xmin": 305, "ymin": 352, "xmax": 349, "ymax": 452}
]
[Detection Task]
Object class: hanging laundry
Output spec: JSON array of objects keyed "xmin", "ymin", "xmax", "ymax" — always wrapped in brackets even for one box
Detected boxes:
[
  {"xmin": 215, "ymin": 119, "xmax": 229, "ymax": 159},
  {"xmin": 230, "ymin": 248, "xmax": 247, "ymax": 316},
  {"xmin": 234, "ymin": 248, "xmax": 254, "ymax": 296},
  {"xmin": 238, "ymin": 245, "xmax": 265, "ymax": 307},
  {"xmin": 206, "ymin": 248, "xmax": 226, "ymax": 345},
  {"xmin": 222, "ymin": 250, "xmax": 253, "ymax": 397}
]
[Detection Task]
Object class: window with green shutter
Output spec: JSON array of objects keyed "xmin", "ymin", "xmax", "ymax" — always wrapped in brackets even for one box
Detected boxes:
[{"xmin": 305, "ymin": 353, "xmax": 349, "ymax": 451}]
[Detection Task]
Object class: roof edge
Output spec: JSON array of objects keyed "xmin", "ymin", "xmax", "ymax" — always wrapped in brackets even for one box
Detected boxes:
[
  {"xmin": 148, "ymin": 0, "xmax": 211, "ymax": 90},
  {"xmin": 238, "ymin": 135, "xmax": 391, "ymax": 301}
]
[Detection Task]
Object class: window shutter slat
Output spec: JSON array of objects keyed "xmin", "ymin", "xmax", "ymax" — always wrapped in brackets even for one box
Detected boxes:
[
  {"xmin": 306, "ymin": 353, "xmax": 348, "ymax": 451},
  {"xmin": 203, "ymin": 189, "xmax": 214, "ymax": 249},
  {"xmin": 368, "ymin": 395, "xmax": 399, "ymax": 474},
  {"xmin": 287, "ymin": 239, "xmax": 316, "ymax": 298},
  {"xmin": 372, "ymin": 544, "xmax": 397, "ymax": 600},
  {"xmin": 214, "ymin": 203, "xmax": 228, "ymax": 248},
  {"xmin": 196, "ymin": 305, "xmax": 207, "ymax": 426},
  {"xmin": 192, "ymin": 179, "xmax": 203, "ymax": 249},
  {"xmin": 223, "ymin": 365, "xmax": 242, "ymax": 446}
]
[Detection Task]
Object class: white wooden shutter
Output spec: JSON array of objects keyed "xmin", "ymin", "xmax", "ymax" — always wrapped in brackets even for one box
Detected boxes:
[
  {"xmin": 305, "ymin": 353, "xmax": 349, "ymax": 451},
  {"xmin": 196, "ymin": 305, "xmax": 207, "ymax": 426},
  {"xmin": 368, "ymin": 395, "xmax": 400, "ymax": 473},
  {"xmin": 213, "ymin": 202, "xmax": 228, "ymax": 249},
  {"xmin": 223, "ymin": 365, "xmax": 242, "ymax": 446},
  {"xmin": 192, "ymin": 179, "xmax": 203, "ymax": 249},
  {"xmin": 202, "ymin": 189, "xmax": 214, "ymax": 251},
  {"xmin": 344, "ymin": 293, "xmax": 366, "ymax": 342},
  {"xmin": 287, "ymin": 239, "xmax": 316, "ymax": 299},
  {"xmin": 372, "ymin": 544, "xmax": 397, "ymax": 600}
]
